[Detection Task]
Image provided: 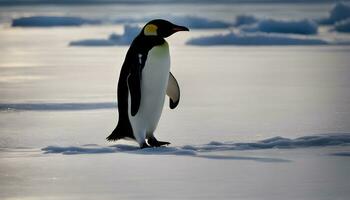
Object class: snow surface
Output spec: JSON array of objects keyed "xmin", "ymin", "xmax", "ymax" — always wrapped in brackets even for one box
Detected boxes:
[
  {"xmin": 42, "ymin": 133, "xmax": 350, "ymax": 156},
  {"xmin": 186, "ymin": 32, "xmax": 329, "ymax": 46},
  {"xmin": 69, "ymin": 24, "xmax": 140, "ymax": 46},
  {"xmin": 12, "ymin": 16, "xmax": 101, "ymax": 27}
]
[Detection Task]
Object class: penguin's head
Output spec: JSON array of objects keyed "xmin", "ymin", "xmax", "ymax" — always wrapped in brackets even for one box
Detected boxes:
[{"xmin": 142, "ymin": 19, "xmax": 189, "ymax": 38}]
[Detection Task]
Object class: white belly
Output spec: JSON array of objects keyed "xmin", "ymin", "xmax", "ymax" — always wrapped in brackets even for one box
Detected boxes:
[{"xmin": 128, "ymin": 42, "xmax": 170, "ymax": 143}]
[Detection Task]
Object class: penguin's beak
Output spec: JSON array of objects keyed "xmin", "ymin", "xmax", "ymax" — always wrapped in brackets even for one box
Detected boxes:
[{"xmin": 172, "ymin": 25, "xmax": 190, "ymax": 32}]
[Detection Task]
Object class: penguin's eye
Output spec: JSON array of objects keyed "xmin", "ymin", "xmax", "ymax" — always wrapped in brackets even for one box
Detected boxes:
[{"xmin": 144, "ymin": 24, "xmax": 158, "ymax": 36}]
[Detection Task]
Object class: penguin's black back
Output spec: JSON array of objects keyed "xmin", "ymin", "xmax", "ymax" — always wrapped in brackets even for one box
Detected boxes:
[{"xmin": 107, "ymin": 34, "xmax": 165, "ymax": 141}]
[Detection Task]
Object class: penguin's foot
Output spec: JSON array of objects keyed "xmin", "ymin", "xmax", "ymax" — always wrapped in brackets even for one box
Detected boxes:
[{"xmin": 147, "ymin": 137, "xmax": 171, "ymax": 147}]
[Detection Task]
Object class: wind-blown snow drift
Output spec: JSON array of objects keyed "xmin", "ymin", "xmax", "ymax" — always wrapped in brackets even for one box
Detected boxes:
[
  {"xmin": 186, "ymin": 32, "xmax": 328, "ymax": 46},
  {"xmin": 184, "ymin": 133, "xmax": 350, "ymax": 151},
  {"xmin": 318, "ymin": 2, "xmax": 350, "ymax": 25},
  {"xmin": 42, "ymin": 133, "xmax": 350, "ymax": 156},
  {"xmin": 12, "ymin": 16, "xmax": 101, "ymax": 27},
  {"xmin": 69, "ymin": 25, "xmax": 140, "ymax": 46},
  {"xmin": 242, "ymin": 19, "xmax": 318, "ymax": 35}
]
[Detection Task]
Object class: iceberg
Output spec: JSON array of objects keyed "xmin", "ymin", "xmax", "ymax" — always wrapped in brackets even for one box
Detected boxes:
[
  {"xmin": 114, "ymin": 15, "xmax": 231, "ymax": 29},
  {"xmin": 69, "ymin": 24, "xmax": 141, "ymax": 46},
  {"xmin": 12, "ymin": 16, "xmax": 101, "ymax": 27},
  {"xmin": 233, "ymin": 15, "xmax": 259, "ymax": 27},
  {"xmin": 186, "ymin": 31, "xmax": 329, "ymax": 46},
  {"xmin": 318, "ymin": 2, "xmax": 350, "ymax": 24},
  {"xmin": 242, "ymin": 19, "xmax": 318, "ymax": 35},
  {"xmin": 334, "ymin": 19, "xmax": 350, "ymax": 33}
]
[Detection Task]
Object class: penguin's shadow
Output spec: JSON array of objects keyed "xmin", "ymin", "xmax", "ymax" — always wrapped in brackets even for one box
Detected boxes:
[{"xmin": 41, "ymin": 144, "xmax": 290, "ymax": 163}]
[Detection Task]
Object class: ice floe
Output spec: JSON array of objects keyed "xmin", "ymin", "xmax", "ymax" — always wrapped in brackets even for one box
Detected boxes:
[
  {"xmin": 12, "ymin": 16, "xmax": 101, "ymax": 27},
  {"xmin": 334, "ymin": 19, "xmax": 350, "ymax": 33},
  {"xmin": 241, "ymin": 19, "xmax": 318, "ymax": 35},
  {"xmin": 186, "ymin": 31, "xmax": 329, "ymax": 46},
  {"xmin": 69, "ymin": 24, "xmax": 141, "ymax": 46},
  {"xmin": 317, "ymin": 2, "xmax": 350, "ymax": 25}
]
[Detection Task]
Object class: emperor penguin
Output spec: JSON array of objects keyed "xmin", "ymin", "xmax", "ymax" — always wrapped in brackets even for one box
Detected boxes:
[{"xmin": 107, "ymin": 19, "xmax": 189, "ymax": 148}]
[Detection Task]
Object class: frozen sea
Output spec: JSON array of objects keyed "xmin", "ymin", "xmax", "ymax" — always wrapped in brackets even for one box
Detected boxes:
[{"xmin": 1, "ymin": 1, "xmax": 350, "ymax": 200}]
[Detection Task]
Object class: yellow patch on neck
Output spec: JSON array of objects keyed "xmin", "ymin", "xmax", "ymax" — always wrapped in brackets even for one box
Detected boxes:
[{"xmin": 144, "ymin": 24, "xmax": 158, "ymax": 36}]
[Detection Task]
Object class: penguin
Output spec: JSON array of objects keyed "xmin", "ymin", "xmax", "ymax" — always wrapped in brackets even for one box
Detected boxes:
[{"xmin": 107, "ymin": 19, "xmax": 189, "ymax": 148}]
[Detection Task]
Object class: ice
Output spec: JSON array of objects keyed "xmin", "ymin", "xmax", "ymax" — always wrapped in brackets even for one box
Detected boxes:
[
  {"xmin": 241, "ymin": 19, "xmax": 318, "ymax": 35},
  {"xmin": 68, "ymin": 39, "xmax": 117, "ymax": 46},
  {"xmin": 69, "ymin": 24, "xmax": 141, "ymax": 46},
  {"xmin": 186, "ymin": 31, "xmax": 329, "ymax": 46},
  {"xmin": 12, "ymin": 16, "xmax": 101, "ymax": 27},
  {"xmin": 317, "ymin": 2, "xmax": 350, "ymax": 24},
  {"xmin": 0, "ymin": 102, "xmax": 116, "ymax": 111},
  {"xmin": 330, "ymin": 152, "xmax": 350, "ymax": 156},
  {"xmin": 334, "ymin": 19, "xmax": 350, "ymax": 33}
]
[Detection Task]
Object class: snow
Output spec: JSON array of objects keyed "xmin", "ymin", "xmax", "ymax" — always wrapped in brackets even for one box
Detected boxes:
[
  {"xmin": 186, "ymin": 32, "xmax": 329, "ymax": 46},
  {"xmin": 241, "ymin": 19, "xmax": 318, "ymax": 35},
  {"xmin": 318, "ymin": 2, "xmax": 350, "ymax": 24},
  {"xmin": 334, "ymin": 19, "xmax": 350, "ymax": 33},
  {"xmin": 42, "ymin": 145, "xmax": 197, "ymax": 156},
  {"xmin": 42, "ymin": 133, "xmax": 350, "ymax": 156},
  {"xmin": 12, "ymin": 16, "xmax": 101, "ymax": 27},
  {"xmin": 70, "ymin": 24, "xmax": 140, "ymax": 46}
]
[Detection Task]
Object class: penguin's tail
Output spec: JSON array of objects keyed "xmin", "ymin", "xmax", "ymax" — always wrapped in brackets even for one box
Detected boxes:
[
  {"xmin": 106, "ymin": 126, "xmax": 123, "ymax": 141},
  {"xmin": 106, "ymin": 120, "xmax": 135, "ymax": 141}
]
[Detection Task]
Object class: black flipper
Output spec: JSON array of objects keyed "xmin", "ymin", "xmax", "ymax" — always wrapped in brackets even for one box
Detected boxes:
[
  {"xmin": 106, "ymin": 116, "xmax": 135, "ymax": 141},
  {"xmin": 166, "ymin": 72, "xmax": 180, "ymax": 109},
  {"xmin": 127, "ymin": 69, "xmax": 141, "ymax": 116}
]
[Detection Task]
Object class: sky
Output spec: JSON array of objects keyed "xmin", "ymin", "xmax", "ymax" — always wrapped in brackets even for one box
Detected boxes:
[{"xmin": 0, "ymin": 0, "xmax": 349, "ymax": 5}]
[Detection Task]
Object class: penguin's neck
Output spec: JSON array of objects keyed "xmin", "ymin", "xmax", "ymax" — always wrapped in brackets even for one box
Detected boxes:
[{"xmin": 134, "ymin": 35, "xmax": 166, "ymax": 52}]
